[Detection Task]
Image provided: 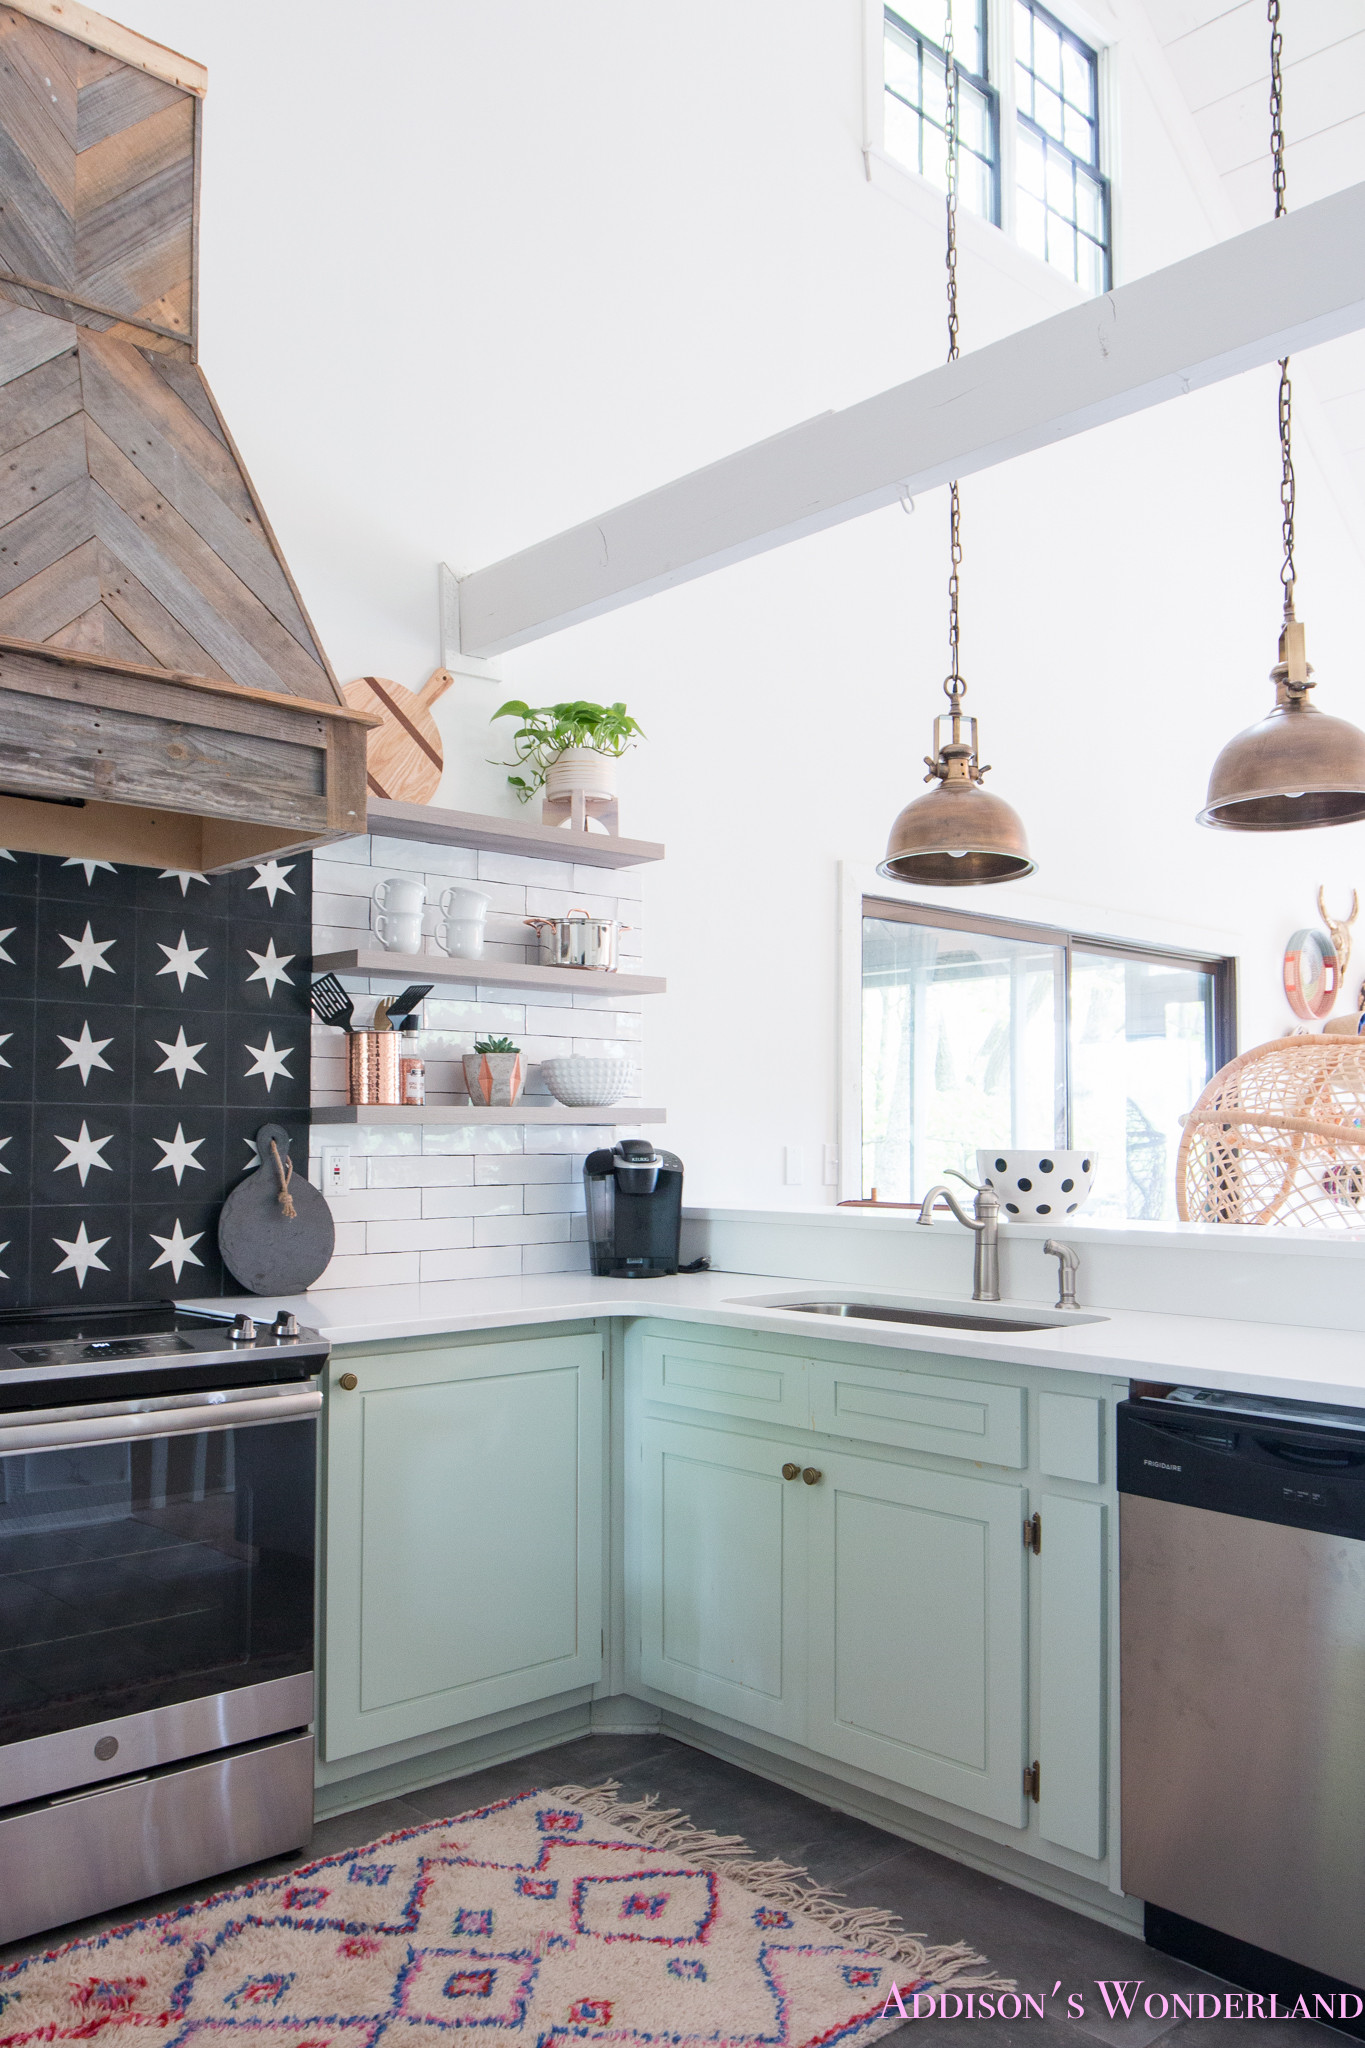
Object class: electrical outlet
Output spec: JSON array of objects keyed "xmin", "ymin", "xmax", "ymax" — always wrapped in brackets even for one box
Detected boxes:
[
  {"xmin": 322, "ymin": 1147, "xmax": 350, "ymax": 1197},
  {"xmin": 784, "ymin": 1146, "xmax": 804, "ymax": 1186},
  {"xmin": 823, "ymin": 1144, "xmax": 839, "ymax": 1186}
]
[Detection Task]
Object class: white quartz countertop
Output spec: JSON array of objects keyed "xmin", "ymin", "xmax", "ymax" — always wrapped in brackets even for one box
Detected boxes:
[{"xmin": 180, "ymin": 1268, "xmax": 1365, "ymax": 1410}]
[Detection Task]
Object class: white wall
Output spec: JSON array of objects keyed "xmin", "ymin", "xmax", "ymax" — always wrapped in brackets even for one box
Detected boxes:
[{"xmin": 121, "ymin": 0, "xmax": 1365, "ymax": 1212}]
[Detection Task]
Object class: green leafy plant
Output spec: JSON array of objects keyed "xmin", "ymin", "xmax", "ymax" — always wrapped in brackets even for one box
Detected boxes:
[
  {"xmin": 490, "ymin": 698, "xmax": 645, "ymax": 802},
  {"xmin": 473, "ymin": 1035, "xmax": 520, "ymax": 1055}
]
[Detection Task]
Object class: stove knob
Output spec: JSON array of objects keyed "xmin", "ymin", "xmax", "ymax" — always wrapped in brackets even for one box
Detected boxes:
[
  {"xmin": 230, "ymin": 1314, "xmax": 257, "ymax": 1343},
  {"xmin": 272, "ymin": 1311, "xmax": 299, "ymax": 1338}
]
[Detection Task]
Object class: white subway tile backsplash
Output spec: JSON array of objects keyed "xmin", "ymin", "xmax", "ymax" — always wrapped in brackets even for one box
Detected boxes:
[
  {"xmin": 521, "ymin": 1241, "xmax": 592, "ymax": 1274},
  {"xmin": 474, "ymin": 1213, "xmax": 571, "ymax": 1246},
  {"xmin": 421, "ymin": 1184, "xmax": 522, "ymax": 1218},
  {"xmin": 419, "ymin": 1245, "xmax": 523, "ymax": 1283},
  {"xmin": 368, "ymin": 1216, "xmax": 475, "ymax": 1254},
  {"xmin": 474, "ymin": 1155, "xmax": 575, "ymax": 1185},
  {"xmin": 309, "ymin": 827, "xmax": 648, "ymax": 1283},
  {"xmin": 313, "ymin": 1250, "xmax": 420, "ymax": 1290},
  {"xmin": 523, "ymin": 1183, "xmax": 586, "ymax": 1214},
  {"xmin": 478, "ymin": 850, "xmax": 575, "ymax": 888},
  {"xmin": 324, "ymin": 1187, "xmax": 422, "ymax": 1223}
]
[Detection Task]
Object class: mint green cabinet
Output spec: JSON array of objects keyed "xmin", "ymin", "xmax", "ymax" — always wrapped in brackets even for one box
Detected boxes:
[
  {"xmin": 805, "ymin": 1450, "xmax": 1028, "ymax": 1826},
  {"xmin": 636, "ymin": 1417, "xmax": 807, "ymax": 1739},
  {"xmin": 323, "ymin": 1329, "xmax": 603, "ymax": 1761}
]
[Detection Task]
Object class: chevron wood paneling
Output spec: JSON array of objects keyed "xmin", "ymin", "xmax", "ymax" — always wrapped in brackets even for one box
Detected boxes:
[
  {"xmin": 0, "ymin": 4, "xmax": 194, "ymax": 349},
  {"xmin": 0, "ymin": 302, "xmax": 339, "ymax": 703}
]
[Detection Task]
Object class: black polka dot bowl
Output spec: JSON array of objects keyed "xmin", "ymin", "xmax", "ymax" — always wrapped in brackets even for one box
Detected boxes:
[{"xmin": 974, "ymin": 1148, "xmax": 1097, "ymax": 1222}]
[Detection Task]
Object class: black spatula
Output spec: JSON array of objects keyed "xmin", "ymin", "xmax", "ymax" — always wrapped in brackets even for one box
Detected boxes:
[{"xmin": 310, "ymin": 974, "xmax": 354, "ymax": 1029}]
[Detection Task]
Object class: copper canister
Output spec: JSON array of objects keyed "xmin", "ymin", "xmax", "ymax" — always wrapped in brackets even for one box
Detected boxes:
[{"xmin": 348, "ymin": 1030, "xmax": 400, "ymax": 1105}]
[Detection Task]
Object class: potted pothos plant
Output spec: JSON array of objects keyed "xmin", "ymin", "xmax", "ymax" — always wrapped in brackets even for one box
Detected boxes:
[
  {"xmin": 491, "ymin": 699, "xmax": 645, "ymax": 807},
  {"xmin": 463, "ymin": 1035, "xmax": 525, "ymax": 1108}
]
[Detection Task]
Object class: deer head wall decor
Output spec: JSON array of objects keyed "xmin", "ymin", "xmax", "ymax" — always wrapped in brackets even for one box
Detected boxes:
[{"xmin": 1318, "ymin": 887, "xmax": 1359, "ymax": 978}]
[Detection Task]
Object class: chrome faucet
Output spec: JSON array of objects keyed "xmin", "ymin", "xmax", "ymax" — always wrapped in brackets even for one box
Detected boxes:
[
  {"xmin": 1043, "ymin": 1238, "xmax": 1080, "ymax": 1309},
  {"xmin": 917, "ymin": 1172, "xmax": 1001, "ymax": 1302}
]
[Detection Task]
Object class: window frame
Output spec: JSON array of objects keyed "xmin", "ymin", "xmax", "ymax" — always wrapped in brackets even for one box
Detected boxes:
[
  {"xmin": 845, "ymin": 884, "xmax": 1237, "ymax": 1210},
  {"xmin": 1013, "ymin": 0, "xmax": 1112, "ymax": 291},
  {"xmin": 863, "ymin": 0, "xmax": 1119, "ymax": 296},
  {"xmin": 882, "ymin": 1, "xmax": 1002, "ymax": 228}
]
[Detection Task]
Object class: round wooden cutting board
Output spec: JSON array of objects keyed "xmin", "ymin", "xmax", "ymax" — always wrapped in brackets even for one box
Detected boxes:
[{"xmin": 343, "ymin": 668, "xmax": 456, "ymax": 804}]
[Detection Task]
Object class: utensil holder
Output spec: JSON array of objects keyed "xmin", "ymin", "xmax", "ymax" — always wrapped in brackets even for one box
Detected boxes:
[{"xmin": 349, "ymin": 1031, "xmax": 400, "ymax": 1105}]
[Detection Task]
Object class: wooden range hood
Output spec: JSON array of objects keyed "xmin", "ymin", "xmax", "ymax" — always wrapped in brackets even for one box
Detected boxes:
[{"xmin": 0, "ymin": 0, "xmax": 372, "ymax": 871}]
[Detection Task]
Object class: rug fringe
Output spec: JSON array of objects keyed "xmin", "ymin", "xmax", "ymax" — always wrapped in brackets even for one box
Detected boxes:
[{"xmin": 550, "ymin": 1780, "xmax": 1014, "ymax": 1993}]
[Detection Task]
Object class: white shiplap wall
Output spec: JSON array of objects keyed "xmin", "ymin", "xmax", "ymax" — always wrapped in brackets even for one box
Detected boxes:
[{"xmin": 307, "ymin": 835, "xmax": 650, "ymax": 1288}]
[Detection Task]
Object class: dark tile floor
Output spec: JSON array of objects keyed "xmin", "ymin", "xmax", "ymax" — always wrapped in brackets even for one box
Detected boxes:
[{"xmin": 0, "ymin": 1732, "xmax": 1345, "ymax": 2043}]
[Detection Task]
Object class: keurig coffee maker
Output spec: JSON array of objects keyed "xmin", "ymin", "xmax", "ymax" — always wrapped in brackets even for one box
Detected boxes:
[{"xmin": 584, "ymin": 1140, "xmax": 683, "ymax": 1277}]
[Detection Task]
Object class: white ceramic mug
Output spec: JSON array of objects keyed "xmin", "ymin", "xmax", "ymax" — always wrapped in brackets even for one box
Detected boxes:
[
  {"xmin": 440, "ymin": 886, "xmax": 490, "ymax": 923},
  {"xmin": 374, "ymin": 875, "xmax": 427, "ymax": 918},
  {"xmin": 374, "ymin": 909, "xmax": 424, "ymax": 954},
  {"xmin": 439, "ymin": 917, "xmax": 485, "ymax": 959}
]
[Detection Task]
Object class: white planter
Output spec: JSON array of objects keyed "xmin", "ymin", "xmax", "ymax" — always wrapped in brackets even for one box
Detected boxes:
[{"xmin": 544, "ymin": 748, "xmax": 618, "ymax": 804}]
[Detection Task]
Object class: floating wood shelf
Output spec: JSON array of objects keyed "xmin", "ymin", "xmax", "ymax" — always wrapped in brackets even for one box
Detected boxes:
[
  {"xmin": 312, "ymin": 1104, "xmax": 665, "ymax": 1127},
  {"xmin": 313, "ymin": 949, "xmax": 666, "ymax": 997},
  {"xmin": 365, "ymin": 796, "xmax": 664, "ymax": 870}
]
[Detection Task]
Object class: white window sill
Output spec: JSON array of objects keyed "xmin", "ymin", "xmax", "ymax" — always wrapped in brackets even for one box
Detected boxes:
[{"xmin": 863, "ymin": 145, "xmax": 1097, "ymax": 317}]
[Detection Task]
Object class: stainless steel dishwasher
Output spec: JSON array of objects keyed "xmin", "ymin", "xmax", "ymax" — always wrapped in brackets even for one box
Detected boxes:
[{"xmin": 1120, "ymin": 1385, "xmax": 1365, "ymax": 1999}]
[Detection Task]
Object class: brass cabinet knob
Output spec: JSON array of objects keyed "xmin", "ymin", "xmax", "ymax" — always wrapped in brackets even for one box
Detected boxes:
[
  {"xmin": 802, "ymin": 1466, "xmax": 822, "ymax": 1485},
  {"xmin": 337, "ymin": 1372, "xmax": 359, "ymax": 1391},
  {"xmin": 781, "ymin": 1462, "xmax": 801, "ymax": 1481}
]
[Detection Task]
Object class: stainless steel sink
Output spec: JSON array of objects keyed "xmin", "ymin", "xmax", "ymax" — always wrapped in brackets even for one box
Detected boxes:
[{"xmin": 731, "ymin": 1293, "xmax": 1107, "ymax": 1333}]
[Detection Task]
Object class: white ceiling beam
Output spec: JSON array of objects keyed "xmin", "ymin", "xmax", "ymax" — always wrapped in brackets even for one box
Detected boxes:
[{"xmin": 458, "ymin": 180, "xmax": 1365, "ymax": 656}]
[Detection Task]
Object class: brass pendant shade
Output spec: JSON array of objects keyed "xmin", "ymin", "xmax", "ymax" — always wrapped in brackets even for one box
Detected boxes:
[
  {"xmin": 1198, "ymin": 616, "xmax": 1365, "ymax": 831},
  {"xmin": 1198, "ymin": 0, "xmax": 1365, "ymax": 834},
  {"xmin": 879, "ymin": 709, "xmax": 1033, "ymax": 884}
]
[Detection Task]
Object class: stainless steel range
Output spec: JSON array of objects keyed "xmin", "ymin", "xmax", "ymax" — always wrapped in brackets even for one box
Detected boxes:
[{"xmin": 0, "ymin": 1301, "xmax": 327, "ymax": 1946}]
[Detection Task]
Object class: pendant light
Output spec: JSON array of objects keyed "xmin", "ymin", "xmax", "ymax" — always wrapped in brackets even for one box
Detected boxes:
[
  {"xmin": 1198, "ymin": 0, "xmax": 1365, "ymax": 832},
  {"xmin": 878, "ymin": 3, "xmax": 1032, "ymax": 887}
]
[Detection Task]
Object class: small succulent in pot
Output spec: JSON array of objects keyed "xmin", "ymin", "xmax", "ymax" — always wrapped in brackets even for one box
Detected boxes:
[{"xmin": 464, "ymin": 1036, "xmax": 525, "ymax": 1107}]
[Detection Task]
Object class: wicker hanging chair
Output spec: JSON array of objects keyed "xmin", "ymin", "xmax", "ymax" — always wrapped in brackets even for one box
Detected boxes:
[{"xmin": 1177, "ymin": 1036, "xmax": 1365, "ymax": 1229}]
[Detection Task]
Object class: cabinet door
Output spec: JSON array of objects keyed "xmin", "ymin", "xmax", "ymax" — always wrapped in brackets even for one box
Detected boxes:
[
  {"xmin": 323, "ymin": 1332, "xmax": 603, "ymax": 1760},
  {"xmin": 1037, "ymin": 1494, "xmax": 1106, "ymax": 1858},
  {"xmin": 635, "ymin": 1418, "xmax": 807, "ymax": 1740},
  {"xmin": 806, "ymin": 1450, "xmax": 1027, "ymax": 1826}
]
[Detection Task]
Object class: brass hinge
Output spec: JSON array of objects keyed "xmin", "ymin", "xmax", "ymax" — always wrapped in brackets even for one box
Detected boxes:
[
  {"xmin": 601, "ymin": 1629, "xmax": 605, "ymax": 1658},
  {"xmin": 1024, "ymin": 1760, "xmax": 1040, "ymax": 1802},
  {"xmin": 1024, "ymin": 1512, "xmax": 1042, "ymax": 1555}
]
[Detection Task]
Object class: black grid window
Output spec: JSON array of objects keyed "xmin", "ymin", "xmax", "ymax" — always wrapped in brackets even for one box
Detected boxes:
[
  {"xmin": 1014, "ymin": 0, "xmax": 1109, "ymax": 291},
  {"xmin": 884, "ymin": 2, "xmax": 1000, "ymax": 225}
]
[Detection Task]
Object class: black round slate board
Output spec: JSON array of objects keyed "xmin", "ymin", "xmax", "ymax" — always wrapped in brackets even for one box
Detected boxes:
[{"xmin": 218, "ymin": 1124, "xmax": 335, "ymax": 1296}]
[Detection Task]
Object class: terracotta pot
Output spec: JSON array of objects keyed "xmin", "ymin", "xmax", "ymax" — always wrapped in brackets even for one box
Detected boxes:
[{"xmin": 463, "ymin": 1050, "xmax": 525, "ymax": 1107}]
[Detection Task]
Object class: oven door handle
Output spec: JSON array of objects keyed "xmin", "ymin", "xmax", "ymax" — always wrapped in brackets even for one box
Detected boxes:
[{"xmin": 0, "ymin": 1386, "xmax": 322, "ymax": 1455}]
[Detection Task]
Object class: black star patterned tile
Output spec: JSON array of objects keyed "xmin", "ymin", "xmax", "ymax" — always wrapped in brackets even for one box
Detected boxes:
[
  {"xmin": 36, "ymin": 1204, "xmax": 133, "ymax": 1303},
  {"xmin": 226, "ymin": 1011, "xmax": 309, "ymax": 1110},
  {"xmin": 133, "ymin": 1008, "xmax": 226, "ymax": 1109},
  {"xmin": 0, "ymin": 895, "xmax": 38, "ymax": 985},
  {"xmin": 133, "ymin": 866, "xmax": 225, "ymax": 917},
  {"xmin": 231, "ymin": 918, "xmax": 309, "ymax": 1016},
  {"xmin": 131, "ymin": 1105, "xmax": 223, "ymax": 1203},
  {"xmin": 0, "ymin": 998, "xmax": 36, "ymax": 1103},
  {"xmin": 131, "ymin": 1200, "xmax": 227, "ymax": 1299},
  {"xmin": 41, "ymin": 1001, "xmax": 133, "ymax": 1104},
  {"xmin": 0, "ymin": 1108, "xmax": 33, "ymax": 1206},
  {"xmin": 36, "ymin": 899, "xmax": 137, "ymax": 1006},
  {"xmin": 0, "ymin": 1210, "xmax": 32, "ymax": 1303},
  {"xmin": 229, "ymin": 858, "xmax": 309, "ymax": 926},
  {"xmin": 31, "ymin": 1105, "xmax": 132, "ymax": 1209},
  {"xmin": 0, "ymin": 848, "xmax": 311, "ymax": 1306},
  {"xmin": 134, "ymin": 910, "xmax": 228, "ymax": 1011}
]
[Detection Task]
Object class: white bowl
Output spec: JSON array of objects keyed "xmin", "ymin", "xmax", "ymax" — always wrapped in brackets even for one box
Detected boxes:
[
  {"xmin": 541, "ymin": 1056, "xmax": 636, "ymax": 1107},
  {"xmin": 976, "ymin": 1148, "xmax": 1097, "ymax": 1222}
]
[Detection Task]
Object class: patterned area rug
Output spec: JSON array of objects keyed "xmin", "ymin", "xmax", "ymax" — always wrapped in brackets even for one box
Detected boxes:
[{"xmin": 0, "ymin": 1781, "xmax": 1007, "ymax": 2048}]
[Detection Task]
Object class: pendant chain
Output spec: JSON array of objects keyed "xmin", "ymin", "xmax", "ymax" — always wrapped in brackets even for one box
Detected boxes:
[
  {"xmin": 1269, "ymin": 0, "xmax": 1296, "ymax": 610},
  {"xmin": 944, "ymin": 3, "xmax": 964, "ymax": 704}
]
